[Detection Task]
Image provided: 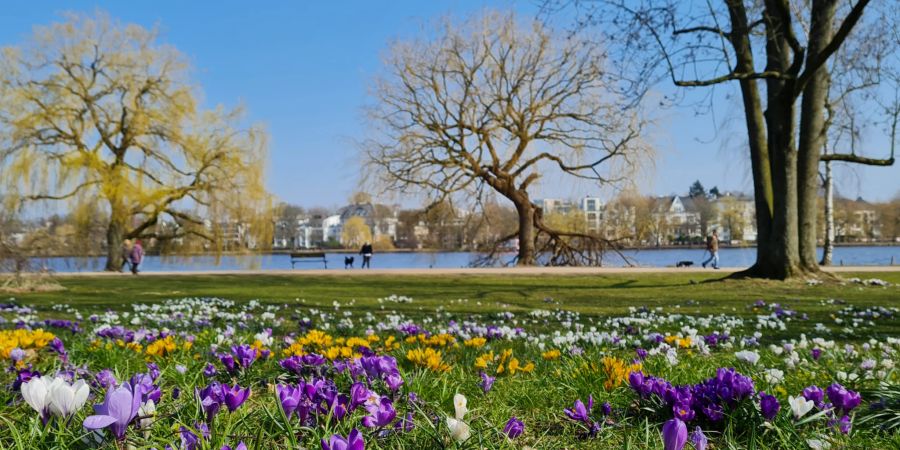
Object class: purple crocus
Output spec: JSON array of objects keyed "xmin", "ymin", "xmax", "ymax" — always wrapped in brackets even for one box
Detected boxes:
[
  {"xmin": 278, "ymin": 384, "xmax": 303, "ymax": 420},
  {"xmin": 759, "ymin": 392, "xmax": 780, "ymax": 420},
  {"xmin": 95, "ymin": 369, "xmax": 117, "ymax": 389},
  {"xmin": 826, "ymin": 383, "xmax": 861, "ymax": 414},
  {"xmin": 221, "ymin": 443, "xmax": 248, "ymax": 450},
  {"xmin": 180, "ymin": 423, "xmax": 210, "ymax": 450},
  {"xmin": 503, "ymin": 416, "xmax": 524, "ymax": 438},
  {"xmin": 223, "ymin": 384, "xmax": 250, "ymax": 412},
  {"xmin": 321, "ymin": 428, "xmax": 365, "ymax": 450},
  {"xmin": 635, "ymin": 348, "xmax": 648, "ymax": 360},
  {"xmin": 690, "ymin": 426, "xmax": 707, "ymax": 450},
  {"xmin": 83, "ymin": 383, "xmax": 142, "ymax": 440},
  {"xmin": 661, "ymin": 418, "xmax": 688, "ymax": 450},
  {"xmin": 601, "ymin": 402, "xmax": 612, "ymax": 417},
  {"xmin": 836, "ymin": 414, "xmax": 852, "ymax": 434},
  {"xmin": 802, "ymin": 385, "xmax": 825, "ymax": 407},
  {"xmin": 231, "ymin": 344, "xmax": 258, "ymax": 369},
  {"xmin": 198, "ymin": 382, "xmax": 225, "ymax": 422},
  {"xmin": 219, "ymin": 354, "xmax": 236, "ymax": 373},
  {"xmin": 203, "ymin": 363, "xmax": 217, "ymax": 378},
  {"xmin": 673, "ymin": 402, "xmax": 695, "ymax": 421},
  {"xmin": 480, "ymin": 372, "xmax": 495, "ymax": 394},
  {"xmin": 564, "ymin": 396, "xmax": 593, "ymax": 424},
  {"xmin": 350, "ymin": 383, "xmax": 374, "ymax": 410},
  {"xmin": 361, "ymin": 396, "xmax": 396, "ymax": 428},
  {"xmin": 811, "ymin": 348, "xmax": 822, "ymax": 361}
]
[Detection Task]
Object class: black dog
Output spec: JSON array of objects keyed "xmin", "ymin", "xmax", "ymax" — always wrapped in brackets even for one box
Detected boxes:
[
  {"xmin": 344, "ymin": 256, "xmax": 355, "ymax": 269},
  {"xmin": 676, "ymin": 260, "xmax": 694, "ymax": 268}
]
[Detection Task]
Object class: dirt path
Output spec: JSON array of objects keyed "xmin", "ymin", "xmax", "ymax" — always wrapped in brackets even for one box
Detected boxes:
[{"xmin": 52, "ymin": 265, "xmax": 900, "ymax": 277}]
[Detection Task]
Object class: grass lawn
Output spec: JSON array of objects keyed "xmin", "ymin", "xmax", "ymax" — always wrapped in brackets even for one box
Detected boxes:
[{"xmin": 12, "ymin": 271, "xmax": 900, "ymax": 334}]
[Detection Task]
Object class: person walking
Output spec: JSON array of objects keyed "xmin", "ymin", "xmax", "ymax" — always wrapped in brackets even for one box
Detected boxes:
[
  {"xmin": 120, "ymin": 239, "xmax": 133, "ymax": 272},
  {"xmin": 129, "ymin": 239, "xmax": 144, "ymax": 275},
  {"xmin": 702, "ymin": 229, "xmax": 719, "ymax": 269},
  {"xmin": 359, "ymin": 242, "xmax": 373, "ymax": 269}
]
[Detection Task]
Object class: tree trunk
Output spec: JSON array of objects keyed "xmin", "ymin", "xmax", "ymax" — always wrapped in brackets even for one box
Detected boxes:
[
  {"xmin": 821, "ymin": 159, "xmax": 834, "ymax": 265},
  {"xmin": 514, "ymin": 197, "xmax": 536, "ymax": 266},
  {"xmin": 105, "ymin": 218, "xmax": 125, "ymax": 272},
  {"xmin": 798, "ymin": 0, "xmax": 837, "ymax": 271}
]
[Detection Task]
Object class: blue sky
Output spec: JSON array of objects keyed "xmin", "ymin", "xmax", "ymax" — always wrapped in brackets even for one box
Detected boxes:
[{"xmin": 1, "ymin": 1, "xmax": 896, "ymax": 209}]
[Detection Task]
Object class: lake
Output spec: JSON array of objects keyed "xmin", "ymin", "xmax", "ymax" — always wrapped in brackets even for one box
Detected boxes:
[{"xmin": 24, "ymin": 245, "xmax": 899, "ymax": 272}]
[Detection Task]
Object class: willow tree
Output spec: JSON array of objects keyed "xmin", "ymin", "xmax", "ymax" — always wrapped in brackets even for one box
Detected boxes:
[
  {"xmin": 0, "ymin": 13, "xmax": 270, "ymax": 271},
  {"xmin": 365, "ymin": 12, "xmax": 647, "ymax": 266},
  {"xmin": 567, "ymin": 0, "xmax": 896, "ymax": 278}
]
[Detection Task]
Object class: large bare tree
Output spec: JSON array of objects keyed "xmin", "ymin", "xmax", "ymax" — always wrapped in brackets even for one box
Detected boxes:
[
  {"xmin": 558, "ymin": 0, "xmax": 896, "ymax": 278},
  {"xmin": 364, "ymin": 12, "xmax": 647, "ymax": 266},
  {"xmin": 0, "ymin": 13, "xmax": 271, "ymax": 271}
]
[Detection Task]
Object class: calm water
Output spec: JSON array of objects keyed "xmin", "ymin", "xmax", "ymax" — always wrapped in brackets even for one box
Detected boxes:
[{"xmin": 25, "ymin": 246, "xmax": 899, "ymax": 272}]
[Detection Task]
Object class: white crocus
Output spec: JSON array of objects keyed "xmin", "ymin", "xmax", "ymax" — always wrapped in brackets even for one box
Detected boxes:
[
  {"xmin": 48, "ymin": 378, "xmax": 89, "ymax": 418},
  {"xmin": 764, "ymin": 368, "xmax": 785, "ymax": 385},
  {"xmin": 453, "ymin": 393, "xmax": 467, "ymax": 420},
  {"xmin": 735, "ymin": 350, "xmax": 760, "ymax": 365},
  {"xmin": 446, "ymin": 393, "xmax": 470, "ymax": 442},
  {"xmin": 21, "ymin": 376, "xmax": 52, "ymax": 418},
  {"xmin": 447, "ymin": 417, "xmax": 471, "ymax": 442},
  {"xmin": 789, "ymin": 396, "xmax": 815, "ymax": 419}
]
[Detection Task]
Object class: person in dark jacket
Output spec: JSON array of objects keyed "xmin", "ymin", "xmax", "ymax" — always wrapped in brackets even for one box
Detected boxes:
[{"xmin": 359, "ymin": 242, "xmax": 373, "ymax": 269}]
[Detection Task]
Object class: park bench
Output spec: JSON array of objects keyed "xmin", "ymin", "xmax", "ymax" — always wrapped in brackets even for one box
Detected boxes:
[{"xmin": 290, "ymin": 251, "xmax": 327, "ymax": 269}]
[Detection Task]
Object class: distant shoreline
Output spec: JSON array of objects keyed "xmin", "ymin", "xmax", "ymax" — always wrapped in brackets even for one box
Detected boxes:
[{"xmin": 21, "ymin": 241, "xmax": 899, "ymax": 258}]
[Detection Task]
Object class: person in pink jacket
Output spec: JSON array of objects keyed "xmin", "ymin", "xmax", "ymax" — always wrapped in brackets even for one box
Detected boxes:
[{"xmin": 129, "ymin": 239, "xmax": 144, "ymax": 275}]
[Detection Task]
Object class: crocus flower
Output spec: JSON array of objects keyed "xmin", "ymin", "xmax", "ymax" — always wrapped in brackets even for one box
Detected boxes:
[
  {"xmin": 661, "ymin": 418, "xmax": 687, "ymax": 450},
  {"xmin": 564, "ymin": 396, "xmax": 593, "ymax": 424},
  {"xmin": 446, "ymin": 417, "xmax": 471, "ymax": 443},
  {"xmin": 734, "ymin": 350, "xmax": 760, "ymax": 365},
  {"xmin": 601, "ymin": 402, "xmax": 612, "ymax": 417},
  {"xmin": 453, "ymin": 393, "xmax": 467, "ymax": 420},
  {"xmin": 198, "ymin": 382, "xmax": 225, "ymax": 422},
  {"xmin": 96, "ymin": 369, "xmax": 117, "ymax": 389},
  {"xmin": 811, "ymin": 348, "xmax": 822, "ymax": 360},
  {"xmin": 48, "ymin": 378, "xmax": 90, "ymax": 419},
  {"xmin": 83, "ymin": 382, "xmax": 142, "ymax": 440},
  {"xmin": 361, "ymin": 396, "xmax": 396, "ymax": 428},
  {"xmin": 673, "ymin": 402, "xmax": 695, "ymax": 421},
  {"xmin": 231, "ymin": 344, "xmax": 258, "ymax": 369},
  {"xmin": 836, "ymin": 414, "xmax": 852, "ymax": 434},
  {"xmin": 802, "ymin": 386, "xmax": 825, "ymax": 407},
  {"xmin": 221, "ymin": 443, "xmax": 248, "ymax": 450},
  {"xmin": 480, "ymin": 372, "xmax": 495, "ymax": 394},
  {"xmin": 223, "ymin": 384, "xmax": 250, "ymax": 412},
  {"xmin": 446, "ymin": 393, "xmax": 470, "ymax": 442},
  {"xmin": 503, "ymin": 416, "xmax": 524, "ymax": 438},
  {"xmin": 10, "ymin": 347, "xmax": 25, "ymax": 361},
  {"xmin": 350, "ymin": 383, "xmax": 374, "ymax": 410},
  {"xmin": 277, "ymin": 384, "xmax": 302, "ymax": 420},
  {"xmin": 21, "ymin": 376, "xmax": 52, "ymax": 423},
  {"xmin": 321, "ymin": 428, "xmax": 365, "ymax": 450},
  {"xmin": 690, "ymin": 426, "xmax": 707, "ymax": 450},
  {"xmin": 826, "ymin": 383, "xmax": 861, "ymax": 414},
  {"xmin": 203, "ymin": 363, "xmax": 217, "ymax": 378},
  {"xmin": 788, "ymin": 395, "xmax": 815, "ymax": 419},
  {"xmin": 759, "ymin": 392, "xmax": 780, "ymax": 420}
]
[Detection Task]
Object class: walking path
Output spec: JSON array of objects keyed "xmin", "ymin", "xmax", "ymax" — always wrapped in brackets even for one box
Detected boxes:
[{"xmin": 54, "ymin": 265, "xmax": 900, "ymax": 277}]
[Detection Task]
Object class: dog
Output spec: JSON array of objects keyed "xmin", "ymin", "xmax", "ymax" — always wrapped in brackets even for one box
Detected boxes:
[
  {"xmin": 344, "ymin": 256, "xmax": 355, "ymax": 269},
  {"xmin": 676, "ymin": 260, "xmax": 694, "ymax": 268}
]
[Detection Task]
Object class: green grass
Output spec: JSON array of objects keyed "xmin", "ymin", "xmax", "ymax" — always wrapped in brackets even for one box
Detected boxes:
[
  {"xmin": 12, "ymin": 271, "xmax": 900, "ymax": 338},
  {"xmin": 15, "ymin": 271, "xmax": 900, "ymax": 309}
]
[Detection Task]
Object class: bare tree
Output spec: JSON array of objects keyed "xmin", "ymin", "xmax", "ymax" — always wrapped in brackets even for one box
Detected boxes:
[
  {"xmin": 0, "ymin": 13, "xmax": 271, "ymax": 271},
  {"xmin": 364, "ymin": 12, "xmax": 648, "ymax": 266},
  {"xmin": 557, "ymin": 0, "xmax": 896, "ymax": 278}
]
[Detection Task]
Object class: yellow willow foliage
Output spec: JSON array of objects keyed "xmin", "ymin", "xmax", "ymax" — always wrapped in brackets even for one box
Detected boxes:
[{"xmin": 0, "ymin": 12, "xmax": 272, "ymax": 261}]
